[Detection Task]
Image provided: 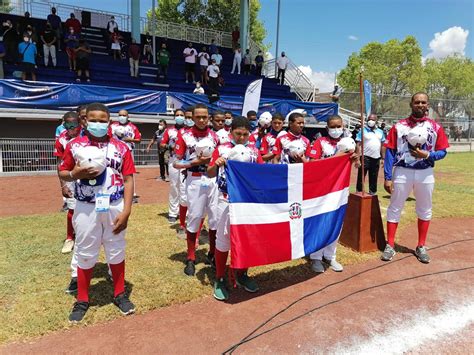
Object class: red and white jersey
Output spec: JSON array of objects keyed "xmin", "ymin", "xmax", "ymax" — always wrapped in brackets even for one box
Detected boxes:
[
  {"xmin": 54, "ymin": 130, "xmax": 76, "ymax": 159},
  {"xmin": 209, "ymin": 141, "xmax": 263, "ymax": 194},
  {"xmin": 175, "ymin": 127, "xmax": 219, "ymax": 173},
  {"xmin": 272, "ymin": 132, "xmax": 311, "ymax": 164},
  {"xmin": 59, "ymin": 135, "xmax": 136, "ymax": 203},
  {"xmin": 308, "ymin": 136, "xmax": 342, "ymax": 160},
  {"xmin": 260, "ymin": 129, "xmax": 284, "ymax": 155},
  {"xmin": 216, "ymin": 128, "xmax": 231, "ymax": 145},
  {"xmin": 161, "ymin": 127, "xmax": 180, "ymax": 158},
  {"xmin": 109, "ymin": 122, "xmax": 142, "ymax": 150},
  {"xmin": 384, "ymin": 116, "xmax": 449, "ymax": 169}
]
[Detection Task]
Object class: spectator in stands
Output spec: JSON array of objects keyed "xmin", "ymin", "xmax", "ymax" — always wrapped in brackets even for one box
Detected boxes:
[
  {"xmin": 47, "ymin": 7, "xmax": 62, "ymax": 51},
  {"xmin": 207, "ymin": 58, "xmax": 220, "ymax": 94},
  {"xmin": 156, "ymin": 42, "xmax": 170, "ymax": 81},
  {"xmin": 276, "ymin": 51, "xmax": 289, "ymax": 85},
  {"xmin": 211, "ymin": 48, "xmax": 223, "ymax": 67},
  {"xmin": 330, "ymin": 84, "xmax": 342, "ymax": 102},
  {"xmin": 127, "ymin": 38, "xmax": 140, "ymax": 78},
  {"xmin": 147, "ymin": 119, "xmax": 169, "ymax": 182},
  {"xmin": 110, "ymin": 28, "xmax": 122, "ymax": 61},
  {"xmin": 143, "ymin": 33, "xmax": 153, "ymax": 64},
  {"xmin": 209, "ymin": 39, "xmax": 218, "ymax": 55},
  {"xmin": 231, "ymin": 46, "xmax": 242, "ymax": 75},
  {"xmin": 183, "ymin": 42, "xmax": 197, "ymax": 84},
  {"xmin": 232, "ymin": 26, "xmax": 240, "ymax": 49},
  {"xmin": 18, "ymin": 11, "xmax": 33, "ymax": 37},
  {"xmin": 18, "ymin": 34, "xmax": 37, "ymax": 81},
  {"xmin": 41, "ymin": 23, "xmax": 57, "ymax": 67},
  {"xmin": 75, "ymin": 39, "xmax": 91, "ymax": 82},
  {"xmin": 243, "ymin": 49, "xmax": 252, "ymax": 75},
  {"xmin": 198, "ymin": 46, "xmax": 210, "ymax": 85},
  {"xmin": 65, "ymin": 13, "xmax": 81, "ymax": 35},
  {"xmin": 64, "ymin": 27, "xmax": 79, "ymax": 70},
  {"xmin": 255, "ymin": 50, "xmax": 264, "ymax": 76},
  {"xmin": 193, "ymin": 81, "xmax": 205, "ymax": 95},
  {"xmin": 107, "ymin": 16, "xmax": 118, "ymax": 34},
  {"xmin": 0, "ymin": 39, "xmax": 5, "ymax": 79},
  {"xmin": 25, "ymin": 25, "xmax": 38, "ymax": 45},
  {"xmin": 2, "ymin": 20, "xmax": 18, "ymax": 64}
]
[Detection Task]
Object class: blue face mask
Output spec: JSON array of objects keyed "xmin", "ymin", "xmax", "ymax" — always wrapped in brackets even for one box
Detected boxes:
[
  {"xmin": 175, "ymin": 116, "xmax": 185, "ymax": 126},
  {"xmin": 87, "ymin": 122, "xmax": 109, "ymax": 137},
  {"xmin": 249, "ymin": 120, "xmax": 257, "ymax": 131},
  {"xmin": 231, "ymin": 139, "xmax": 248, "ymax": 147},
  {"xmin": 185, "ymin": 119, "xmax": 195, "ymax": 127}
]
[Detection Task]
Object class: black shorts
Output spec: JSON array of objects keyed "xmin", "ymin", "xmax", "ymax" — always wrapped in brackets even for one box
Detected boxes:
[
  {"xmin": 185, "ymin": 62, "xmax": 195, "ymax": 73},
  {"xmin": 21, "ymin": 62, "xmax": 35, "ymax": 74},
  {"xmin": 76, "ymin": 57, "xmax": 89, "ymax": 70}
]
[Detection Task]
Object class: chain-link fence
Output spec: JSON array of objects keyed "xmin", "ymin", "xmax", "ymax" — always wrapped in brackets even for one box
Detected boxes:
[{"xmin": 0, "ymin": 138, "xmax": 160, "ymax": 173}]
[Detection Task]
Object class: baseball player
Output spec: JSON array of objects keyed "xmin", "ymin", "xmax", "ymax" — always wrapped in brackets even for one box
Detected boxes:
[
  {"xmin": 260, "ymin": 112, "xmax": 285, "ymax": 162},
  {"xmin": 212, "ymin": 110, "xmax": 231, "ymax": 145},
  {"xmin": 208, "ymin": 116, "xmax": 264, "ymax": 301},
  {"xmin": 382, "ymin": 92, "xmax": 449, "ymax": 264},
  {"xmin": 159, "ymin": 109, "xmax": 186, "ymax": 223},
  {"xmin": 54, "ymin": 112, "xmax": 82, "ymax": 254},
  {"xmin": 272, "ymin": 112, "xmax": 311, "ymax": 164},
  {"xmin": 174, "ymin": 103, "xmax": 220, "ymax": 276},
  {"xmin": 58, "ymin": 103, "xmax": 136, "ymax": 323},
  {"xmin": 246, "ymin": 110, "xmax": 258, "ymax": 133},
  {"xmin": 308, "ymin": 115, "xmax": 359, "ymax": 273},
  {"xmin": 110, "ymin": 109, "xmax": 141, "ymax": 203},
  {"xmin": 224, "ymin": 111, "xmax": 232, "ymax": 131}
]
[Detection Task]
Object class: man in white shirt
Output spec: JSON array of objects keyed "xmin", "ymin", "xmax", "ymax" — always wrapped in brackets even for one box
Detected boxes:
[
  {"xmin": 356, "ymin": 113, "xmax": 386, "ymax": 194},
  {"xmin": 207, "ymin": 59, "xmax": 220, "ymax": 94},
  {"xmin": 183, "ymin": 42, "xmax": 197, "ymax": 83},
  {"xmin": 198, "ymin": 46, "xmax": 210, "ymax": 85},
  {"xmin": 211, "ymin": 48, "xmax": 223, "ymax": 67},
  {"xmin": 276, "ymin": 51, "xmax": 289, "ymax": 85}
]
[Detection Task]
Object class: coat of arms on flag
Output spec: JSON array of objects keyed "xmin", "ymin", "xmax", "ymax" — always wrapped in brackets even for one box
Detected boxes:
[{"xmin": 225, "ymin": 155, "xmax": 352, "ymax": 269}]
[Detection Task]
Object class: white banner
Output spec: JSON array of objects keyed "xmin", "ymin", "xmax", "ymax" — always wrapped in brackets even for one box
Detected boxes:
[{"xmin": 241, "ymin": 79, "xmax": 263, "ymax": 116}]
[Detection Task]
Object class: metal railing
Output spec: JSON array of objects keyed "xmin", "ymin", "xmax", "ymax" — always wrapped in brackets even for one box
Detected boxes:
[
  {"xmin": 263, "ymin": 58, "xmax": 318, "ymax": 102},
  {"xmin": 0, "ymin": 138, "xmax": 160, "ymax": 173}
]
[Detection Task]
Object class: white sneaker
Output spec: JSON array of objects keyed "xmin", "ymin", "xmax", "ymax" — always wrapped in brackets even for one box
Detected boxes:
[
  {"xmin": 61, "ymin": 239, "xmax": 74, "ymax": 254},
  {"xmin": 325, "ymin": 258, "xmax": 343, "ymax": 272}
]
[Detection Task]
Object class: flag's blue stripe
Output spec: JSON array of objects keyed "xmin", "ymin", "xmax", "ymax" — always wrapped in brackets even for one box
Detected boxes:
[
  {"xmin": 226, "ymin": 160, "xmax": 288, "ymax": 204},
  {"xmin": 303, "ymin": 204, "xmax": 347, "ymax": 255}
]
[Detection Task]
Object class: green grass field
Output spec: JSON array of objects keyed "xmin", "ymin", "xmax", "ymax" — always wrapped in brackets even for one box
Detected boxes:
[{"xmin": 0, "ymin": 152, "xmax": 473, "ymax": 344}]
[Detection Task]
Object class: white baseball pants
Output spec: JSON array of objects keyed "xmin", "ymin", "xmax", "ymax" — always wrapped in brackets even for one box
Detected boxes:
[
  {"xmin": 185, "ymin": 173, "xmax": 218, "ymax": 233},
  {"xmin": 168, "ymin": 157, "xmax": 180, "ymax": 218},
  {"xmin": 309, "ymin": 239, "xmax": 338, "ymax": 261},
  {"xmin": 216, "ymin": 193, "xmax": 231, "ymax": 252},
  {"xmin": 387, "ymin": 167, "xmax": 434, "ymax": 223}
]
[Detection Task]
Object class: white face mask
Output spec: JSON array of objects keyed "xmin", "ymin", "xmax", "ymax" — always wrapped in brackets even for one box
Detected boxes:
[
  {"xmin": 328, "ymin": 128, "xmax": 343, "ymax": 139},
  {"xmin": 118, "ymin": 115, "xmax": 128, "ymax": 124},
  {"xmin": 367, "ymin": 120, "xmax": 376, "ymax": 128},
  {"xmin": 23, "ymin": 37, "xmax": 29, "ymax": 42},
  {"xmin": 225, "ymin": 118, "xmax": 232, "ymax": 126},
  {"xmin": 158, "ymin": 124, "xmax": 164, "ymax": 130}
]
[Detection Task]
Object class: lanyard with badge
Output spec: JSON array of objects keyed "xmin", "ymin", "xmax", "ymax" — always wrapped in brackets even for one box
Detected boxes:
[{"xmin": 95, "ymin": 143, "xmax": 111, "ymax": 213}]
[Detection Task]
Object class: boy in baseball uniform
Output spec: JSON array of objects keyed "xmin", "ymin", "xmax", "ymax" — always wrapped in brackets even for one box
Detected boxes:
[
  {"xmin": 382, "ymin": 93, "xmax": 449, "ymax": 263},
  {"xmin": 272, "ymin": 112, "xmax": 311, "ymax": 164},
  {"xmin": 260, "ymin": 112, "xmax": 285, "ymax": 162},
  {"xmin": 59, "ymin": 103, "xmax": 136, "ymax": 323}
]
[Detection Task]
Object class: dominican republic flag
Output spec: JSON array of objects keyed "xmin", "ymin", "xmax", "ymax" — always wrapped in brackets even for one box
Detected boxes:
[{"xmin": 226, "ymin": 155, "xmax": 351, "ymax": 269}]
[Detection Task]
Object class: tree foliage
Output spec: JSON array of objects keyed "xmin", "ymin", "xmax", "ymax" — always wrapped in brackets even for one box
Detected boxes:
[{"xmin": 148, "ymin": 0, "xmax": 266, "ymax": 48}]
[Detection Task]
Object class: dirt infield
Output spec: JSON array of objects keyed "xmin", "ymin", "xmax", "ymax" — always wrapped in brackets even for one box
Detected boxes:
[
  {"xmin": 2, "ymin": 217, "xmax": 473, "ymax": 354},
  {"xmin": 0, "ymin": 168, "xmax": 169, "ymax": 217}
]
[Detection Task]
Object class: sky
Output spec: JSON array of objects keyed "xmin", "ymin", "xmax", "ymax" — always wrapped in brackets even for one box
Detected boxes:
[{"xmin": 48, "ymin": 0, "xmax": 473, "ymax": 92}]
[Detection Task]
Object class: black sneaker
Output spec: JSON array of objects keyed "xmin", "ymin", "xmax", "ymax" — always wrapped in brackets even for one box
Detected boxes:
[
  {"xmin": 205, "ymin": 252, "xmax": 215, "ymax": 269},
  {"xmin": 65, "ymin": 277, "xmax": 78, "ymax": 294},
  {"xmin": 69, "ymin": 301, "xmax": 89, "ymax": 323},
  {"xmin": 113, "ymin": 292, "xmax": 136, "ymax": 315},
  {"xmin": 184, "ymin": 259, "xmax": 195, "ymax": 276}
]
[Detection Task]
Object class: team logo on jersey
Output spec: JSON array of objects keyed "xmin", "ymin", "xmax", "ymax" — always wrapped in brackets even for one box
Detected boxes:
[{"xmin": 289, "ymin": 202, "xmax": 302, "ymax": 220}]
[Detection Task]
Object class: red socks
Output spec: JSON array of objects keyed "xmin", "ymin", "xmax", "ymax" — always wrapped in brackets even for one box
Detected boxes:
[
  {"xmin": 215, "ymin": 249, "xmax": 229, "ymax": 279},
  {"xmin": 77, "ymin": 267, "xmax": 93, "ymax": 302},
  {"xmin": 66, "ymin": 209, "xmax": 75, "ymax": 241},
  {"xmin": 417, "ymin": 219, "xmax": 430, "ymax": 247},
  {"xmin": 186, "ymin": 231, "xmax": 197, "ymax": 261},
  {"xmin": 208, "ymin": 229, "xmax": 216, "ymax": 255},
  {"xmin": 386, "ymin": 221, "xmax": 398, "ymax": 247},
  {"xmin": 179, "ymin": 205, "xmax": 187, "ymax": 229},
  {"xmin": 109, "ymin": 261, "xmax": 125, "ymax": 297}
]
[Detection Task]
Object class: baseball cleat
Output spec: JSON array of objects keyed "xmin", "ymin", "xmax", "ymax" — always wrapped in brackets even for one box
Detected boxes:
[
  {"xmin": 381, "ymin": 244, "xmax": 396, "ymax": 262},
  {"xmin": 113, "ymin": 293, "xmax": 136, "ymax": 315},
  {"xmin": 213, "ymin": 278, "xmax": 229, "ymax": 301},
  {"xmin": 415, "ymin": 246, "xmax": 431, "ymax": 264},
  {"xmin": 69, "ymin": 301, "xmax": 89, "ymax": 323},
  {"xmin": 184, "ymin": 260, "xmax": 195, "ymax": 276},
  {"xmin": 65, "ymin": 277, "xmax": 78, "ymax": 294},
  {"xmin": 168, "ymin": 216, "xmax": 177, "ymax": 224},
  {"xmin": 236, "ymin": 272, "xmax": 259, "ymax": 293},
  {"xmin": 311, "ymin": 259, "xmax": 325, "ymax": 273},
  {"xmin": 176, "ymin": 227, "xmax": 186, "ymax": 240},
  {"xmin": 61, "ymin": 239, "xmax": 75, "ymax": 254},
  {"xmin": 324, "ymin": 258, "xmax": 343, "ymax": 272}
]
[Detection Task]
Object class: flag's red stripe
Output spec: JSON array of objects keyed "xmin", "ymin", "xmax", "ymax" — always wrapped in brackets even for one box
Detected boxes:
[
  {"xmin": 303, "ymin": 154, "xmax": 351, "ymax": 200},
  {"xmin": 230, "ymin": 222, "xmax": 291, "ymax": 269}
]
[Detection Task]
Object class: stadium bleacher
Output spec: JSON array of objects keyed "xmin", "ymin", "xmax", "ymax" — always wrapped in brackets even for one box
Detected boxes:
[{"xmin": 1, "ymin": 13, "xmax": 296, "ymax": 100}]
